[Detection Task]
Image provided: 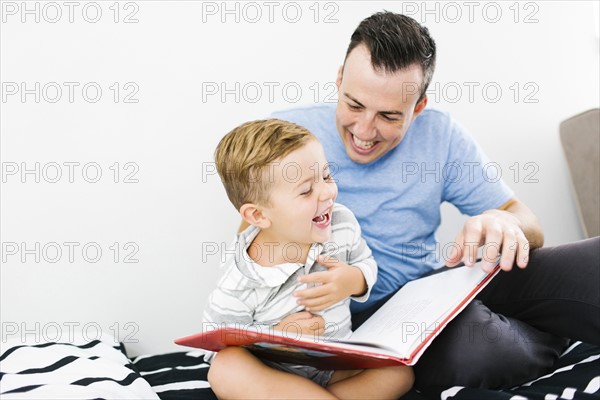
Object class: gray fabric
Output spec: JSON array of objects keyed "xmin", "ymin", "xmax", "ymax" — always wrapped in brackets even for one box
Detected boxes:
[
  {"xmin": 413, "ymin": 300, "xmax": 569, "ymax": 389},
  {"xmin": 414, "ymin": 237, "xmax": 600, "ymax": 389},
  {"xmin": 261, "ymin": 359, "xmax": 335, "ymax": 388},
  {"xmin": 560, "ymin": 108, "xmax": 600, "ymax": 237}
]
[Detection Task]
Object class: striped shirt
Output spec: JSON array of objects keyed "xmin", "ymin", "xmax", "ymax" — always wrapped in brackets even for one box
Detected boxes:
[{"xmin": 203, "ymin": 203, "xmax": 377, "ymax": 343}]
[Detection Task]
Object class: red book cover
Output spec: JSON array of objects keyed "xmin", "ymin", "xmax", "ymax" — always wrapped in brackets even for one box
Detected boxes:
[{"xmin": 176, "ymin": 264, "xmax": 500, "ymax": 369}]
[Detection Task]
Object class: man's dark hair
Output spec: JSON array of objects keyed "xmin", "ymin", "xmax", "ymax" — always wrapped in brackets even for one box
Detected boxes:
[{"xmin": 344, "ymin": 11, "xmax": 436, "ymax": 101}]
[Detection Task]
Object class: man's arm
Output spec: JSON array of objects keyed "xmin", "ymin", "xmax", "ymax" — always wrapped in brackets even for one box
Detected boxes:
[
  {"xmin": 498, "ymin": 197, "xmax": 544, "ymax": 248},
  {"xmin": 445, "ymin": 197, "xmax": 544, "ymax": 272}
]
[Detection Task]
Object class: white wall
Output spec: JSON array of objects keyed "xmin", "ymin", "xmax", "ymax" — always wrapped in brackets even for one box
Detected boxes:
[{"xmin": 1, "ymin": 1, "xmax": 598, "ymax": 356}]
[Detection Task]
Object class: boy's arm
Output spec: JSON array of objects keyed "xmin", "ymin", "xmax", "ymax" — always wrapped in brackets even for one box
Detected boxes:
[
  {"xmin": 344, "ymin": 230, "xmax": 378, "ymax": 302},
  {"xmin": 295, "ymin": 207, "xmax": 377, "ymax": 312},
  {"xmin": 205, "ymin": 286, "xmax": 325, "ymax": 336},
  {"xmin": 203, "ymin": 288, "xmax": 262, "ymax": 329},
  {"xmin": 294, "ymin": 255, "xmax": 374, "ymax": 312}
]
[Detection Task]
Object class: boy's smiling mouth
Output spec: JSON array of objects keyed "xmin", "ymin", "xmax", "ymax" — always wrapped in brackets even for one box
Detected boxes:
[{"xmin": 312, "ymin": 207, "xmax": 333, "ymax": 229}]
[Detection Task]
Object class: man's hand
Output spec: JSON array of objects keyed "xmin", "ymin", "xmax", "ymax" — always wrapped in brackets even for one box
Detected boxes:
[
  {"xmin": 274, "ymin": 311, "xmax": 325, "ymax": 336},
  {"xmin": 446, "ymin": 208, "xmax": 531, "ymax": 272},
  {"xmin": 293, "ymin": 256, "xmax": 367, "ymax": 312}
]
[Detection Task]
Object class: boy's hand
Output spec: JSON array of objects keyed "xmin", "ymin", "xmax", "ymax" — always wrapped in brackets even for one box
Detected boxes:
[
  {"xmin": 294, "ymin": 256, "xmax": 367, "ymax": 312},
  {"xmin": 274, "ymin": 311, "xmax": 325, "ymax": 336}
]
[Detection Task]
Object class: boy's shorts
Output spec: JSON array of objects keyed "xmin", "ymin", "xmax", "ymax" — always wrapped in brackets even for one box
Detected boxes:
[{"xmin": 262, "ymin": 359, "xmax": 334, "ymax": 387}]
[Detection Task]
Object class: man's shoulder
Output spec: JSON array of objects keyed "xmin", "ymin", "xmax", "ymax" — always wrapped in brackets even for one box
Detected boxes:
[
  {"xmin": 406, "ymin": 107, "xmax": 464, "ymax": 146},
  {"xmin": 413, "ymin": 107, "xmax": 453, "ymax": 127},
  {"xmin": 272, "ymin": 104, "xmax": 338, "ymax": 142}
]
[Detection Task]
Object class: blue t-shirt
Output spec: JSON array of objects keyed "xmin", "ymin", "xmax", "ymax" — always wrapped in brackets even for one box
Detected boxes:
[{"xmin": 272, "ymin": 104, "xmax": 514, "ymax": 313}]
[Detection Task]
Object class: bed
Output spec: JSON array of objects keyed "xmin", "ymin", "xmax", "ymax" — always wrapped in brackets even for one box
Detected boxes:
[{"xmin": 1, "ymin": 333, "xmax": 598, "ymax": 399}]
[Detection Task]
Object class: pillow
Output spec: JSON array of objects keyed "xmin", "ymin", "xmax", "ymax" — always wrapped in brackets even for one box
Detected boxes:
[
  {"xmin": 130, "ymin": 350, "xmax": 215, "ymax": 399},
  {"xmin": 0, "ymin": 330, "xmax": 159, "ymax": 399}
]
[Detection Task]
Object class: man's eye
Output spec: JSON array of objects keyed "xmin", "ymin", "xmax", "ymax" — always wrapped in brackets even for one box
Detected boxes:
[
  {"xmin": 324, "ymin": 174, "xmax": 333, "ymax": 182},
  {"xmin": 347, "ymin": 103, "xmax": 361, "ymax": 110},
  {"xmin": 381, "ymin": 114, "xmax": 399, "ymax": 122},
  {"xmin": 301, "ymin": 187, "xmax": 313, "ymax": 196}
]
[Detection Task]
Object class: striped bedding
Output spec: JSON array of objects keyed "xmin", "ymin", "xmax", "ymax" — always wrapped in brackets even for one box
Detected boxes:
[
  {"xmin": 2, "ymin": 338, "xmax": 599, "ymax": 399},
  {"xmin": 0, "ymin": 338, "xmax": 158, "ymax": 399},
  {"xmin": 131, "ymin": 342, "xmax": 600, "ymax": 400}
]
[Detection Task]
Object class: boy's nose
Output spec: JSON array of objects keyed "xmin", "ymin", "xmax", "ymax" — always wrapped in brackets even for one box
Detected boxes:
[{"xmin": 319, "ymin": 183, "xmax": 336, "ymax": 203}]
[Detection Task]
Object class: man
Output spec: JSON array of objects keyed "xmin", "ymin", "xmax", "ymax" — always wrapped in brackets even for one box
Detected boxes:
[{"xmin": 271, "ymin": 11, "xmax": 599, "ymax": 389}]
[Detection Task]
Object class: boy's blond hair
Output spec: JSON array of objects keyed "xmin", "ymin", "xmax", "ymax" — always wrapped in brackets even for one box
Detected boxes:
[{"xmin": 214, "ymin": 119, "xmax": 315, "ymax": 210}]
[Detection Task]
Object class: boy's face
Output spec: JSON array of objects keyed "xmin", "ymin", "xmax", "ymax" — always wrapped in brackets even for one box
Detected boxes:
[
  {"xmin": 259, "ymin": 139, "xmax": 338, "ymax": 248},
  {"xmin": 335, "ymin": 44, "xmax": 427, "ymax": 164}
]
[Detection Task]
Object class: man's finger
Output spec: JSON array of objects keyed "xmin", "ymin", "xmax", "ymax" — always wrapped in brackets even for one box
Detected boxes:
[
  {"xmin": 480, "ymin": 246, "xmax": 500, "ymax": 272},
  {"xmin": 515, "ymin": 235, "xmax": 530, "ymax": 269},
  {"xmin": 462, "ymin": 218, "xmax": 484, "ymax": 267},
  {"xmin": 445, "ymin": 231, "xmax": 465, "ymax": 267},
  {"xmin": 481, "ymin": 228, "xmax": 502, "ymax": 272},
  {"xmin": 498, "ymin": 232, "xmax": 517, "ymax": 271}
]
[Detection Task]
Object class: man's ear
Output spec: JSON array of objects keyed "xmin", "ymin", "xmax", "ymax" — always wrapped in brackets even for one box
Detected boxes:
[
  {"xmin": 413, "ymin": 95, "xmax": 428, "ymax": 118},
  {"xmin": 240, "ymin": 203, "xmax": 271, "ymax": 229},
  {"xmin": 336, "ymin": 65, "xmax": 343, "ymax": 89}
]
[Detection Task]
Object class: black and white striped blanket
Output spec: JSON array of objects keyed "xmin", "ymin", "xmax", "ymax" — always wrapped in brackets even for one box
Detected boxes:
[
  {"xmin": 0, "ymin": 337, "xmax": 158, "ymax": 399},
  {"xmin": 131, "ymin": 342, "xmax": 600, "ymax": 400},
  {"xmin": 2, "ymin": 338, "xmax": 599, "ymax": 399}
]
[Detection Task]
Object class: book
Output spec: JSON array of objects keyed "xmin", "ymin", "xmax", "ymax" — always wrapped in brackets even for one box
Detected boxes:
[{"xmin": 175, "ymin": 263, "xmax": 500, "ymax": 369}]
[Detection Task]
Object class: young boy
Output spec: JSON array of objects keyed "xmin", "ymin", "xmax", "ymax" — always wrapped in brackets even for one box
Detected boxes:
[{"xmin": 204, "ymin": 119, "xmax": 414, "ymax": 399}]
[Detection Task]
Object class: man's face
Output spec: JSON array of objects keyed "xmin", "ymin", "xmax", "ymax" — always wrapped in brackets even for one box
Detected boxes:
[{"xmin": 335, "ymin": 44, "xmax": 428, "ymax": 164}]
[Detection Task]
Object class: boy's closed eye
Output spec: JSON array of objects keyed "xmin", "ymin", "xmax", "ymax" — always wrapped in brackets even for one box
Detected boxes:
[{"xmin": 300, "ymin": 186, "xmax": 313, "ymax": 196}]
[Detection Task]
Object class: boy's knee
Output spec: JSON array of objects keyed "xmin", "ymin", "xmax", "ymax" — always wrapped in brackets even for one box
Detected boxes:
[
  {"xmin": 378, "ymin": 366, "xmax": 415, "ymax": 398},
  {"xmin": 208, "ymin": 347, "xmax": 249, "ymax": 393},
  {"xmin": 392, "ymin": 365, "xmax": 415, "ymax": 390},
  {"xmin": 389, "ymin": 365, "xmax": 414, "ymax": 383}
]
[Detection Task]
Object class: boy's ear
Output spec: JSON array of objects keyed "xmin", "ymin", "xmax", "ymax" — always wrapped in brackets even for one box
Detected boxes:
[{"xmin": 239, "ymin": 203, "xmax": 271, "ymax": 229}]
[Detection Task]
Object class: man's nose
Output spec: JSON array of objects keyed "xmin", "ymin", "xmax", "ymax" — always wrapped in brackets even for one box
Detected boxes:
[{"xmin": 353, "ymin": 113, "xmax": 376, "ymax": 140}]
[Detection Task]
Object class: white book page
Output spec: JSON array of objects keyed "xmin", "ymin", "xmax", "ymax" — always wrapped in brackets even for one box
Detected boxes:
[{"xmin": 349, "ymin": 265, "xmax": 491, "ymax": 356}]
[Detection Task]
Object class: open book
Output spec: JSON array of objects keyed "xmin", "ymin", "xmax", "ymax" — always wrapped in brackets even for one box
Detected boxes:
[{"xmin": 175, "ymin": 264, "xmax": 500, "ymax": 369}]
